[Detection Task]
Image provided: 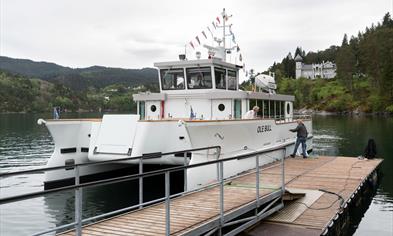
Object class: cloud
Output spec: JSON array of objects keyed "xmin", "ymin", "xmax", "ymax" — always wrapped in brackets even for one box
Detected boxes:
[
  {"xmin": 124, "ymin": 47, "xmax": 168, "ymax": 59},
  {"xmin": 1, "ymin": 0, "xmax": 390, "ymax": 70}
]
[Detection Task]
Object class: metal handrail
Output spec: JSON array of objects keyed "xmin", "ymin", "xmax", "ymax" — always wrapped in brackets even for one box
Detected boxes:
[
  {"xmin": 0, "ymin": 143, "xmax": 290, "ymax": 236},
  {"xmin": 0, "ymin": 146, "xmax": 221, "ymax": 178},
  {"xmin": 0, "ymin": 142, "xmax": 291, "ymax": 204}
]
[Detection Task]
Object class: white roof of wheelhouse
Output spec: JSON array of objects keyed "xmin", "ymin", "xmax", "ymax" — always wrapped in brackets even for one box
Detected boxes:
[{"xmin": 154, "ymin": 58, "xmax": 242, "ymax": 69}]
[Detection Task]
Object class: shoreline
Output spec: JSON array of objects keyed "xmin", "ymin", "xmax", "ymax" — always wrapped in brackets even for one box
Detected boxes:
[{"xmin": 295, "ymin": 109, "xmax": 392, "ymax": 117}]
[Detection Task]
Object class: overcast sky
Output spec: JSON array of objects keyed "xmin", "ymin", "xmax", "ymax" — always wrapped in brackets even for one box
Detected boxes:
[{"xmin": 0, "ymin": 0, "xmax": 391, "ymax": 72}]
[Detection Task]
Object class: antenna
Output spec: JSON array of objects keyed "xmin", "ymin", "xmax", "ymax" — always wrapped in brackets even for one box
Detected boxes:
[
  {"xmin": 222, "ymin": 8, "xmax": 226, "ymax": 61},
  {"xmin": 200, "ymin": 9, "xmax": 237, "ymax": 63}
]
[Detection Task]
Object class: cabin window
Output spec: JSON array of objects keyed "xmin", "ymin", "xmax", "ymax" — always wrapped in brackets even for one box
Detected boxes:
[
  {"xmin": 215, "ymin": 68, "xmax": 226, "ymax": 89},
  {"xmin": 256, "ymin": 100, "xmax": 263, "ymax": 117},
  {"xmin": 234, "ymin": 99, "xmax": 242, "ymax": 119},
  {"xmin": 227, "ymin": 70, "xmax": 237, "ymax": 90},
  {"xmin": 186, "ymin": 67, "xmax": 212, "ymax": 89},
  {"xmin": 269, "ymin": 100, "xmax": 274, "ymax": 118},
  {"xmin": 280, "ymin": 101, "xmax": 285, "ymax": 118},
  {"xmin": 218, "ymin": 104, "xmax": 225, "ymax": 111},
  {"xmin": 263, "ymin": 100, "xmax": 269, "ymax": 118},
  {"xmin": 150, "ymin": 105, "xmax": 157, "ymax": 112},
  {"xmin": 275, "ymin": 101, "xmax": 280, "ymax": 118},
  {"xmin": 249, "ymin": 99, "xmax": 257, "ymax": 111},
  {"xmin": 286, "ymin": 102, "xmax": 291, "ymax": 115},
  {"xmin": 160, "ymin": 69, "xmax": 185, "ymax": 90}
]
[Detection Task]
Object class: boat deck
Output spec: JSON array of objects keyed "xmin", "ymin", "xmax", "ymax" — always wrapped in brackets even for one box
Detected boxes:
[{"xmin": 59, "ymin": 156, "xmax": 382, "ymax": 236}]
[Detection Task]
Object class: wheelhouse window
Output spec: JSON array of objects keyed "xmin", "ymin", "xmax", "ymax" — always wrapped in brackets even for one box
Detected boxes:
[
  {"xmin": 160, "ymin": 69, "xmax": 185, "ymax": 90},
  {"xmin": 227, "ymin": 70, "xmax": 237, "ymax": 90},
  {"xmin": 187, "ymin": 67, "xmax": 212, "ymax": 89},
  {"xmin": 215, "ymin": 68, "xmax": 226, "ymax": 89}
]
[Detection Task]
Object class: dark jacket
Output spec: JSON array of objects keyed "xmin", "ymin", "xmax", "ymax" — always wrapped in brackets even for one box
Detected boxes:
[{"xmin": 290, "ymin": 123, "xmax": 308, "ymax": 138}]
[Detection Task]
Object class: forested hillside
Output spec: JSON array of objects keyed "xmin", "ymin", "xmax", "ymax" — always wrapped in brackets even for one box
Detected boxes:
[
  {"xmin": 244, "ymin": 13, "xmax": 393, "ymax": 113},
  {"xmin": 0, "ymin": 71, "xmax": 157, "ymax": 113},
  {"xmin": 0, "ymin": 56, "xmax": 158, "ymax": 90}
]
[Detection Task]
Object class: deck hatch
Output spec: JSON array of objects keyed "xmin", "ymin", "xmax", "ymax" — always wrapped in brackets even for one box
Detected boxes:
[{"xmin": 91, "ymin": 114, "xmax": 139, "ymax": 157}]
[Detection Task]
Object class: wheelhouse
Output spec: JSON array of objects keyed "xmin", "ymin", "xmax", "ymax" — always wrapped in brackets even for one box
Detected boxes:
[{"xmin": 133, "ymin": 58, "xmax": 294, "ymax": 121}]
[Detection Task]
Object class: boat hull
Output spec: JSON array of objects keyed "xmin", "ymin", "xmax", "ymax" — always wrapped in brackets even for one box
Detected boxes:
[{"xmin": 41, "ymin": 117, "xmax": 312, "ymax": 190}]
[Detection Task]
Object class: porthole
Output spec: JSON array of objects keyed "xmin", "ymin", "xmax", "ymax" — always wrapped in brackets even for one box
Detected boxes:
[
  {"xmin": 286, "ymin": 103, "xmax": 290, "ymax": 114},
  {"xmin": 151, "ymin": 105, "xmax": 157, "ymax": 112},
  {"xmin": 218, "ymin": 104, "xmax": 225, "ymax": 111}
]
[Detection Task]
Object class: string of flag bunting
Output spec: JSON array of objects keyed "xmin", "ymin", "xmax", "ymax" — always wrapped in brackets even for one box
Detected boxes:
[{"xmin": 187, "ymin": 14, "xmax": 243, "ymax": 65}]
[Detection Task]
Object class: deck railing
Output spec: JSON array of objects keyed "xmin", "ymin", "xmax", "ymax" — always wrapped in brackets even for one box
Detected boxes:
[{"xmin": 0, "ymin": 143, "xmax": 290, "ymax": 236}]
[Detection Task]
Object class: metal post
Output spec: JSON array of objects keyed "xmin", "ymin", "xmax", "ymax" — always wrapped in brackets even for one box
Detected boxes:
[
  {"xmin": 75, "ymin": 166, "xmax": 82, "ymax": 236},
  {"xmin": 219, "ymin": 161, "xmax": 224, "ymax": 235},
  {"xmin": 281, "ymin": 149, "xmax": 286, "ymax": 194},
  {"xmin": 165, "ymin": 171, "xmax": 170, "ymax": 236},
  {"xmin": 139, "ymin": 158, "xmax": 143, "ymax": 209},
  {"xmin": 255, "ymin": 155, "xmax": 260, "ymax": 217},
  {"xmin": 184, "ymin": 152, "xmax": 188, "ymax": 192},
  {"xmin": 216, "ymin": 147, "xmax": 221, "ymax": 182}
]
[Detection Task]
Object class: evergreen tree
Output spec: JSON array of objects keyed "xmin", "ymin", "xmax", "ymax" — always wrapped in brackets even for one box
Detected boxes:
[
  {"xmin": 341, "ymin": 34, "xmax": 348, "ymax": 46},
  {"xmin": 382, "ymin": 12, "xmax": 393, "ymax": 27}
]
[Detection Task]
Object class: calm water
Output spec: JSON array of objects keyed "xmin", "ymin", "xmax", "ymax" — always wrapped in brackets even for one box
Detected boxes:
[{"xmin": 0, "ymin": 113, "xmax": 392, "ymax": 235}]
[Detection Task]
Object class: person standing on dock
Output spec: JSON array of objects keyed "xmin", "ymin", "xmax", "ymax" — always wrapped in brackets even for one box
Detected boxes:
[{"xmin": 290, "ymin": 119, "xmax": 308, "ymax": 158}]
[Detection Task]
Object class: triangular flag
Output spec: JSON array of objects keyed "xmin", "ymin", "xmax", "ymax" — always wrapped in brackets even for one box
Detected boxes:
[
  {"xmin": 207, "ymin": 26, "xmax": 213, "ymax": 37},
  {"xmin": 195, "ymin": 36, "xmax": 200, "ymax": 45},
  {"xmin": 239, "ymin": 53, "xmax": 242, "ymax": 62},
  {"xmin": 237, "ymin": 45, "xmax": 240, "ymax": 52},
  {"xmin": 201, "ymin": 31, "xmax": 207, "ymax": 39},
  {"xmin": 189, "ymin": 41, "xmax": 195, "ymax": 49},
  {"xmin": 216, "ymin": 16, "xmax": 221, "ymax": 24},
  {"xmin": 212, "ymin": 22, "xmax": 216, "ymax": 29}
]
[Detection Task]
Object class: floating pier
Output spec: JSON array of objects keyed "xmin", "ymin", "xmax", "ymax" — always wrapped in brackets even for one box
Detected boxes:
[{"xmin": 57, "ymin": 156, "xmax": 382, "ymax": 236}]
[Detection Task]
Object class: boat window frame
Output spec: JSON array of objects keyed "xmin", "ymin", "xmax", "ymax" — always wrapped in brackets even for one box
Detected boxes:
[
  {"xmin": 160, "ymin": 68, "xmax": 186, "ymax": 90},
  {"xmin": 214, "ymin": 67, "xmax": 227, "ymax": 90},
  {"xmin": 186, "ymin": 67, "xmax": 213, "ymax": 90},
  {"xmin": 227, "ymin": 69, "xmax": 237, "ymax": 90}
]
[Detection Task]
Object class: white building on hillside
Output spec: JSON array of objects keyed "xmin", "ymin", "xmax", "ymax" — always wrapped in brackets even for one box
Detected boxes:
[{"xmin": 295, "ymin": 54, "xmax": 336, "ymax": 79}]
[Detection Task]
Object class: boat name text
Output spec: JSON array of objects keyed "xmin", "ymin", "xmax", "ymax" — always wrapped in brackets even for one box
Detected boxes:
[{"xmin": 257, "ymin": 125, "xmax": 272, "ymax": 133}]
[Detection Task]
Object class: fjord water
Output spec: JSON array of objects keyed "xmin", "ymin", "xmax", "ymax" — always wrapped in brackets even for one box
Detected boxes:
[{"xmin": 0, "ymin": 113, "xmax": 392, "ymax": 235}]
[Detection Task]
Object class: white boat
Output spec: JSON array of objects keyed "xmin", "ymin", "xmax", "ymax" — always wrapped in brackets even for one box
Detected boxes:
[{"xmin": 38, "ymin": 9, "xmax": 312, "ymax": 190}]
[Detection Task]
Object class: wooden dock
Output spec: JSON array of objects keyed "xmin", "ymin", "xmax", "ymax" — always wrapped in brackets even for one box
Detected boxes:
[{"xmin": 59, "ymin": 156, "xmax": 382, "ymax": 236}]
